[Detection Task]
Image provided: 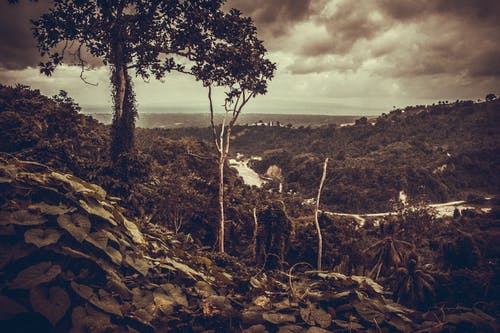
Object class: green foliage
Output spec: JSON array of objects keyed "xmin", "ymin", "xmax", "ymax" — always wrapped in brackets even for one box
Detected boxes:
[
  {"xmin": 0, "ymin": 84, "xmax": 108, "ymax": 177},
  {"xmin": 255, "ymin": 205, "xmax": 292, "ymax": 269},
  {"xmin": 229, "ymin": 99, "xmax": 500, "ymax": 212},
  {"xmin": 390, "ymin": 253, "xmax": 436, "ymax": 309},
  {"xmin": 29, "ymin": 0, "xmax": 275, "ymax": 165},
  {"xmin": 2, "ymin": 84, "xmax": 500, "ymax": 316}
]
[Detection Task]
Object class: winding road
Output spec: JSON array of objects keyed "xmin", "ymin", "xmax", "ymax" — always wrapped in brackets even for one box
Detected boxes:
[
  {"xmin": 229, "ymin": 158, "xmax": 266, "ymax": 187},
  {"xmin": 230, "ymin": 154, "xmax": 491, "ymax": 224}
]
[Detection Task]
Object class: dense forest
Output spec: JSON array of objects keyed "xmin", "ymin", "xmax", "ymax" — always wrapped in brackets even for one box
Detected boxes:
[
  {"xmin": 155, "ymin": 99, "xmax": 500, "ymax": 213},
  {"xmin": 1, "ymin": 84, "xmax": 499, "ymax": 332}
]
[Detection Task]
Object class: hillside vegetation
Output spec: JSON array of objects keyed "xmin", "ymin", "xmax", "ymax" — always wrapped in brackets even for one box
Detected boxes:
[
  {"xmin": 228, "ymin": 100, "xmax": 500, "ymax": 213},
  {"xmin": 1, "ymin": 84, "xmax": 499, "ymax": 332}
]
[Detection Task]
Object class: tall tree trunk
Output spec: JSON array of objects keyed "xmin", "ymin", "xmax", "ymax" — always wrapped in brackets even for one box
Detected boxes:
[
  {"xmin": 208, "ymin": 86, "xmax": 250, "ymax": 253},
  {"xmin": 110, "ymin": 27, "xmax": 136, "ymax": 165},
  {"xmin": 315, "ymin": 157, "xmax": 329, "ymax": 271},
  {"xmin": 252, "ymin": 207, "xmax": 258, "ymax": 261},
  {"xmin": 116, "ymin": 65, "xmax": 126, "ymax": 119},
  {"xmin": 218, "ymin": 150, "xmax": 226, "ymax": 253}
]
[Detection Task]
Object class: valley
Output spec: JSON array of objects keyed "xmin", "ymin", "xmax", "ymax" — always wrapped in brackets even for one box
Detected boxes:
[{"xmin": 0, "ymin": 84, "xmax": 499, "ymax": 332}]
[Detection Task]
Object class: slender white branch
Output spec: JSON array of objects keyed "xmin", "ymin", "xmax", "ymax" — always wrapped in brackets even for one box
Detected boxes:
[{"xmin": 315, "ymin": 157, "xmax": 329, "ymax": 271}]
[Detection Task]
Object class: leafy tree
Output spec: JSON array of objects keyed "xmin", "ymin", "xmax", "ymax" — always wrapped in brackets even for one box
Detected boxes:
[
  {"xmin": 184, "ymin": 9, "xmax": 276, "ymax": 252},
  {"xmin": 391, "ymin": 252, "xmax": 436, "ymax": 309},
  {"xmin": 28, "ymin": 0, "xmax": 259, "ymax": 166},
  {"xmin": 364, "ymin": 236, "xmax": 413, "ymax": 280}
]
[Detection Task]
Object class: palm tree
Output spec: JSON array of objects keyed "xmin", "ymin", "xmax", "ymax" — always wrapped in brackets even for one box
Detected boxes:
[
  {"xmin": 364, "ymin": 237, "xmax": 413, "ymax": 280},
  {"xmin": 391, "ymin": 252, "xmax": 435, "ymax": 308}
]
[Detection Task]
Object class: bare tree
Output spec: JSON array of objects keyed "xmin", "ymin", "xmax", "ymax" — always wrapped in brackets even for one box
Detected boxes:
[
  {"xmin": 315, "ymin": 158, "xmax": 329, "ymax": 271},
  {"xmin": 196, "ymin": 10, "xmax": 275, "ymax": 253},
  {"xmin": 208, "ymin": 86, "xmax": 256, "ymax": 252},
  {"xmin": 252, "ymin": 207, "xmax": 258, "ymax": 261}
]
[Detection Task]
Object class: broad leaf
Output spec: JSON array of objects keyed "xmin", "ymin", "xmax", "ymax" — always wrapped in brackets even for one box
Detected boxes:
[
  {"xmin": 0, "ymin": 242, "xmax": 37, "ymax": 269},
  {"xmin": 300, "ymin": 302, "xmax": 332, "ymax": 328},
  {"xmin": 124, "ymin": 253, "xmax": 151, "ymax": 276},
  {"xmin": 331, "ymin": 319, "xmax": 364, "ymax": 330},
  {"xmin": 160, "ymin": 283, "xmax": 189, "ymax": 307},
  {"xmin": 106, "ymin": 270, "xmax": 132, "ymax": 300},
  {"xmin": 10, "ymin": 262, "xmax": 61, "ymax": 289},
  {"xmin": 57, "ymin": 213, "xmax": 91, "ymax": 242},
  {"xmin": 153, "ymin": 289, "xmax": 175, "ymax": 315},
  {"xmin": 70, "ymin": 281, "xmax": 93, "ymax": 300},
  {"xmin": 352, "ymin": 299, "xmax": 387, "ymax": 325},
  {"xmin": 278, "ymin": 325, "xmax": 304, "ymax": 333},
  {"xmin": 306, "ymin": 327, "xmax": 334, "ymax": 333},
  {"xmin": 24, "ymin": 228, "xmax": 62, "ymax": 247},
  {"xmin": 51, "ymin": 172, "xmax": 106, "ymax": 199},
  {"xmin": 71, "ymin": 304, "xmax": 114, "ymax": 333},
  {"xmin": 263, "ymin": 312, "xmax": 296, "ymax": 325},
  {"xmin": 122, "ymin": 217, "xmax": 144, "ymax": 244},
  {"xmin": 28, "ymin": 202, "xmax": 74, "ymax": 215},
  {"xmin": 71, "ymin": 282, "xmax": 122, "ymax": 316},
  {"xmin": 132, "ymin": 288, "xmax": 155, "ymax": 323},
  {"xmin": 79, "ymin": 198, "xmax": 117, "ymax": 226},
  {"xmin": 243, "ymin": 324, "xmax": 268, "ymax": 333},
  {"xmin": 85, "ymin": 231, "xmax": 109, "ymax": 251},
  {"xmin": 104, "ymin": 246, "xmax": 122, "ymax": 265},
  {"xmin": 0, "ymin": 210, "xmax": 47, "ymax": 226},
  {"xmin": 30, "ymin": 285, "xmax": 70, "ymax": 326}
]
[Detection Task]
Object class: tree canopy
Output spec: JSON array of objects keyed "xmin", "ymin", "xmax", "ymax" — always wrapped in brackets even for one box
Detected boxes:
[{"xmin": 29, "ymin": 0, "xmax": 274, "ymax": 166}]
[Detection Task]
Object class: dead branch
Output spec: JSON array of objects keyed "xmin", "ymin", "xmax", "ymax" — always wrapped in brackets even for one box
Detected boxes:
[
  {"xmin": 252, "ymin": 207, "xmax": 258, "ymax": 261},
  {"xmin": 76, "ymin": 43, "xmax": 98, "ymax": 86},
  {"xmin": 315, "ymin": 157, "xmax": 329, "ymax": 271}
]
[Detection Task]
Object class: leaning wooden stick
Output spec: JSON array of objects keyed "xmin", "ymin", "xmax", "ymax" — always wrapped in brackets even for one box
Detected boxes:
[{"xmin": 315, "ymin": 157, "xmax": 329, "ymax": 271}]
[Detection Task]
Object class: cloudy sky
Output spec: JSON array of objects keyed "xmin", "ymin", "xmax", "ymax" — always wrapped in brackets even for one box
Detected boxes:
[{"xmin": 1, "ymin": 0, "xmax": 499, "ymax": 115}]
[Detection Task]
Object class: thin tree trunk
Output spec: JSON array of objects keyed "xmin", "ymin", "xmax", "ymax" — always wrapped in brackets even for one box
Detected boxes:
[
  {"xmin": 252, "ymin": 207, "xmax": 258, "ymax": 261},
  {"xmin": 315, "ymin": 157, "xmax": 329, "ymax": 271},
  {"xmin": 218, "ymin": 151, "xmax": 225, "ymax": 253},
  {"xmin": 208, "ymin": 86, "xmax": 251, "ymax": 253},
  {"xmin": 208, "ymin": 86, "xmax": 227, "ymax": 253}
]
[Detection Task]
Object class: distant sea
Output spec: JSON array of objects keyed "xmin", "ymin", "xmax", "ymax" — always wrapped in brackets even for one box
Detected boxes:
[{"xmin": 86, "ymin": 112, "xmax": 363, "ymax": 129}]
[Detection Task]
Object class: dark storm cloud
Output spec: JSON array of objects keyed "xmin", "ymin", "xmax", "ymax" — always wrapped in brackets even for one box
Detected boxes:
[
  {"xmin": 376, "ymin": 14, "xmax": 500, "ymax": 80},
  {"xmin": 470, "ymin": 48, "xmax": 500, "ymax": 77},
  {"xmin": 227, "ymin": 0, "xmax": 326, "ymax": 38},
  {"xmin": 1, "ymin": 0, "xmax": 499, "ymax": 109},
  {"xmin": 377, "ymin": 0, "xmax": 500, "ymax": 24},
  {"xmin": 269, "ymin": 0, "xmax": 500, "ymax": 81},
  {"xmin": 300, "ymin": 1, "xmax": 388, "ymax": 57},
  {"xmin": 0, "ymin": 1, "xmax": 49, "ymax": 70},
  {"xmin": 0, "ymin": 2, "xmax": 108, "ymax": 72}
]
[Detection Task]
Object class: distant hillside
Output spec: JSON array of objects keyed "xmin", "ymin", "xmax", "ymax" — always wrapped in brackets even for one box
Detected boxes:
[
  {"xmin": 89, "ymin": 112, "xmax": 360, "ymax": 129},
  {"xmin": 230, "ymin": 99, "xmax": 500, "ymax": 213}
]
